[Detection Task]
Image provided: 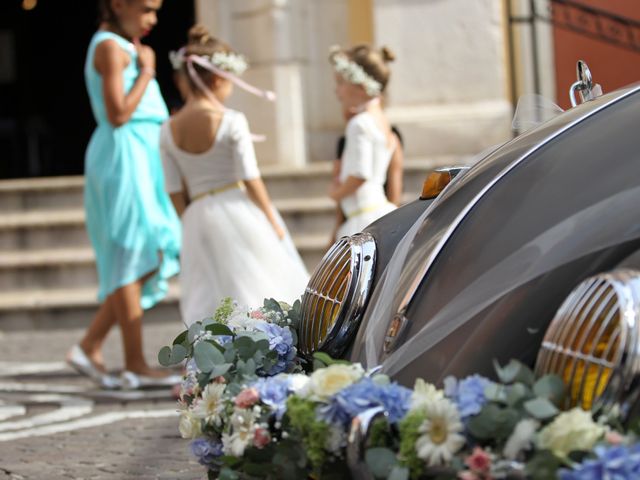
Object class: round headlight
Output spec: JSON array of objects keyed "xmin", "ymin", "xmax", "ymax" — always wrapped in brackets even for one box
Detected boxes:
[
  {"xmin": 299, "ymin": 233, "xmax": 376, "ymax": 358},
  {"xmin": 535, "ymin": 269, "xmax": 640, "ymax": 414}
]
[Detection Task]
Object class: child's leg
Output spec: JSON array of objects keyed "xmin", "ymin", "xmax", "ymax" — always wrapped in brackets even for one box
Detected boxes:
[
  {"xmin": 78, "ymin": 297, "xmax": 117, "ymax": 371},
  {"xmin": 112, "ymin": 279, "xmax": 148, "ymax": 373},
  {"xmin": 113, "ymin": 275, "xmax": 174, "ymax": 377}
]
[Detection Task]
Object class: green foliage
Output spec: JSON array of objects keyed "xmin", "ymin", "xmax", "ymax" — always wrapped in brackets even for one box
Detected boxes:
[
  {"xmin": 286, "ymin": 396, "xmax": 330, "ymax": 473},
  {"xmin": 365, "ymin": 447, "xmax": 399, "ymax": 479},
  {"xmin": 467, "ymin": 403, "xmax": 520, "ymax": 442},
  {"xmin": 214, "ymin": 297, "xmax": 236, "ymax": 324},
  {"xmin": 525, "ymin": 450, "xmax": 564, "ymax": 480},
  {"xmin": 397, "ymin": 411, "xmax": 427, "ymax": 479}
]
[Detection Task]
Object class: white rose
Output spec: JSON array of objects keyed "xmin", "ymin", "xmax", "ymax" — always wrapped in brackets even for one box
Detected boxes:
[
  {"xmin": 410, "ymin": 378, "xmax": 444, "ymax": 412},
  {"xmin": 178, "ymin": 410, "xmax": 201, "ymax": 439},
  {"xmin": 537, "ymin": 407, "xmax": 605, "ymax": 456},
  {"xmin": 304, "ymin": 364, "xmax": 364, "ymax": 400}
]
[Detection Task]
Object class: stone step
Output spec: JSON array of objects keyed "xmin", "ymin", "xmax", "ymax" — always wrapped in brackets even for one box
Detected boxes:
[
  {"xmin": 0, "ymin": 285, "xmax": 183, "ymax": 331},
  {"xmin": 0, "ymin": 157, "xmax": 457, "ymax": 211},
  {"xmin": 0, "ymin": 234, "xmax": 328, "ymax": 292},
  {"xmin": 0, "ymin": 199, "xmax": 337, "ymax": 251}
]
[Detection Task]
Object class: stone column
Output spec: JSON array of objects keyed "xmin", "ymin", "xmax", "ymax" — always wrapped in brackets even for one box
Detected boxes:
[
  {"xmin": 195, "ymin": 0, "xmax": 309, "ymax": 167},
  {"xmin": 371, "ymin": 0, "xmax": 514, "ymax": 157}
]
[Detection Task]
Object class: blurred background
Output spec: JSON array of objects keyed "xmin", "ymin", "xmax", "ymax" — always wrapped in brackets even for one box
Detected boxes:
[{"xmin": 0, "ymin": 0, "xmax": 638, "ymax": 180}]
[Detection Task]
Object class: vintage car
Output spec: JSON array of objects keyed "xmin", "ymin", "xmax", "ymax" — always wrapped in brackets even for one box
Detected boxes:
[{"xmin": 298, "ymin": 61, "xmax": 640, "ymax": 416}]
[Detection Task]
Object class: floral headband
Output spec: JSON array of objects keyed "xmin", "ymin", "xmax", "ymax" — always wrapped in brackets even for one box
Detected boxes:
[
  {"xmin": 169, "ymin": 48, "xmax": 248, "ymax": 76},
  {"xmin": 330, "ymin": 48, "xmax": 382, "ymax": 97}
]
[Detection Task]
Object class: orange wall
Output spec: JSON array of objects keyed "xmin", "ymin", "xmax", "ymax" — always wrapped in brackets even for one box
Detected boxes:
[{"xmin": 553, "ymin": 0, "xmax": 640, "ymax": 109}]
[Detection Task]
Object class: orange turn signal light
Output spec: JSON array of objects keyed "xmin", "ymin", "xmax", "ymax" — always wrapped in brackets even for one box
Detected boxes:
[{"xmin": 421, "ymin": 170, "xmax": 454, "ymax": 199}]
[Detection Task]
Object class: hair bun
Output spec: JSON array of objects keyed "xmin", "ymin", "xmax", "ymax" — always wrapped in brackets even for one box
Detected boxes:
[
  {"xmin": 188, "ymin": 24, "xmax": 212, "ymax": 45},
  {"xmin": 380, "ymin": 46, "xmax": 396, "ymax": 63}
]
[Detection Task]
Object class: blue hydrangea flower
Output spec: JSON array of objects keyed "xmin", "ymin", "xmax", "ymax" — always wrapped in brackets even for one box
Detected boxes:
[
  {"xmin": 444, "ymin": 374, "xmax": 491, "ymax": 419},
  {"xmin": 190, "ymin": 438, "xmax": 223, "ymax": 467},
  {"xmin": 559, "ymin": 444, "xmax": 640, "ymax": 480},
  {"xmin": 255, "ymin": 323, "xmax": 296, "ymax": 375},
  {"xmin": 318, "ymin": 377, "xmax": 412, "ymax": 426},
  {"xmin": 253, "ymin": 375, "xmax": 292, "ymax": 419}
]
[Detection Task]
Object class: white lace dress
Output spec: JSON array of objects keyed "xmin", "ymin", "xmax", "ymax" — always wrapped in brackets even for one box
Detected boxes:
[
  {"xmin": 336, "ymin": 112, "xmax": 397, "ymax": 239},
  {"xmin": 160, "ymin": 109, "xmax": 309, "ymax": 326}
]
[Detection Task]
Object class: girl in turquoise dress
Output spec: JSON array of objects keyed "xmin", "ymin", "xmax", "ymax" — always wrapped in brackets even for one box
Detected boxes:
[{"xmin": 66, "ymin": 0, "xmax": 181, "ymax": 389}]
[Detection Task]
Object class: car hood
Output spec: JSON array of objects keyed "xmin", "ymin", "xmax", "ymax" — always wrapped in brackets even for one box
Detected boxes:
[{"xmin": 349, "ymin": 84, "xmax": 640, "ymax": 370}]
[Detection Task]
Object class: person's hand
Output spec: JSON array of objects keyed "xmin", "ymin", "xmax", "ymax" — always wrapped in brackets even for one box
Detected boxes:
[
  {"xmin": 273, "ymin": 223, "xmax": 286, "ymax": 241},
  {"xmin": 134, "ymin": 39, "xmax": 156, "ymax": 73},
  {"xmin": 328, "ymin": 181, "xmax": 341, "ymax": 201}
]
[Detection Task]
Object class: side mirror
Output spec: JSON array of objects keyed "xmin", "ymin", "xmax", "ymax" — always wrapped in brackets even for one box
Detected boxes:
[{"xmin": 569, "ymin": 60, "xmax": 603, "ymax": 107}]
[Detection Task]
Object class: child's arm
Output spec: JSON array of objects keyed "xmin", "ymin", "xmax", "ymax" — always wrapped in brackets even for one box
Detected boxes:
[
  {"xmin": 244, "ymin": 179, "xmax": 285, "ymax": 240},
  {"xmin": 95, "ymin": 39, "xmax": 155, "ymax": 127},
  {"xmin": 328, "ymin": 176, "xmax": 365, "ymax": 201},
  {"xmin": 386, "ymin": 137, "xmax": 404, "ymax": 205}
]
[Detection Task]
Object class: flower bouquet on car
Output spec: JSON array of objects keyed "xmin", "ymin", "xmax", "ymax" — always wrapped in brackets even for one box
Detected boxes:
[{"xmin": 160, "ymin": 298, "xmax": 640, "ymax": 480}]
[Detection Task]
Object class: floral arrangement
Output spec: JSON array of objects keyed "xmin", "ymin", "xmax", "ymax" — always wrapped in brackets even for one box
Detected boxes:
[
  {"xmin": 330, "ymin": 49, "xmax": 382, "ymax": 97},
  {"xmin": 160, "ymin": 299, "xmax": 640, "ymax": 479},
  {"xmin": 168, "ymin": 49, "xmax": 248, "ymax": 76}
]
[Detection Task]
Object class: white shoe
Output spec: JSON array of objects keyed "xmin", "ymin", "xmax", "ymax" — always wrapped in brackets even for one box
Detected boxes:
[
  {"xmin": 120, "ymin": 370, "xmax": 183, "ymax": 390},
  {"xmin": 66, "ymin": 344, "xmax": 122, "ymax": 390}
]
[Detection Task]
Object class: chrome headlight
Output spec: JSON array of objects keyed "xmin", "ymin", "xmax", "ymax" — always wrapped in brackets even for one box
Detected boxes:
[
  {"xmin": 535, "ymin": 269, "xmax": 640, "ymax": 415},
  {"xmin": 299, "ymin": 233, "xmax": 376, "ymax": 357}
]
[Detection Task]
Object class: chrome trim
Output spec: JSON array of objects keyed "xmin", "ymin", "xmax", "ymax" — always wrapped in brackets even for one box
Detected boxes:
[
  {"xmin": 299, "ymin": 233, "xmax": 377, "ymax": 357},
  {"xmin": 347, "ymin": 406, "xmax": 387, "ymax": 480},
  {"xmin": 570, "ymin": 60, "xmax": 594, "ymax": 107},
  {"xmin": 535, "ymin": 269, "xmax": 640, "ymax": 418},
  {"xmin": 391, "ymin": 85, "xmax": 640, "ymax": 333}
]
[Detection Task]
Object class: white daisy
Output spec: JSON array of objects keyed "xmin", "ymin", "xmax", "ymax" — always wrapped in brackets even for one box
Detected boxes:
[
  {"xmin": 192, "ymin": 383, "xmax": 226, "ymax": 426},
  {"xmin": 222, "ymin": 408, "xmax": 258, "ymax": 456},
  {"xmin": 410, "ymin": 378, "xmax": 444, "ymax": 412},
  {"xmin": 415, "ymin": 397, "xmax": 465, "ymax": 466}
]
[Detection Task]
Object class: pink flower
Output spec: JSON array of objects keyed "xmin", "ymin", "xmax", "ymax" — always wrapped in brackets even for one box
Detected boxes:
[
  {"xmin": 250, "ymin": 310, "xmax": 265, "ymax": 319},
  {"xmin": 606, "ymin": 431, "xmax": 625, "ymax": 445},
  {"xmin": 253, "ymin": 427, "xmax": 271, "ymax": 449},
  {"xmin": 465, "ymin": 447, "xmax": 492, "ymax": 474},
  {"xmin": 235, "ymin": 387, "xmax": 260, "ymax": 408},
  {"xmin": 213, "ymin": 376, "xmax": 226, "ymax": 384}
]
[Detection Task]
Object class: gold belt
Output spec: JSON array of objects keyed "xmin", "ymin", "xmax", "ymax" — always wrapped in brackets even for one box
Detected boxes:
[
  {"xmin": 345, "ymin": 202, "xmax": 391, "ymax": 219},
  {"xmin": 192, "ymin": 182, "xmax": 243, "ymax": 202}
]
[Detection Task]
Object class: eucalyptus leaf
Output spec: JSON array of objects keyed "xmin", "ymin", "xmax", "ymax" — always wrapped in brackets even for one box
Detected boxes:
[
  {"xmin": 264, "ymin": 298, "xmax": 283, "ymax": 313},
  {"xmin": 506, "ymin": 382, "xmax": 530, "ymax": 407},
  {"xmin": 172, "ymin": 330, "xmax": 188, "ymax": 346},
  {"xmin": 255, "ymin": 339, "xmax": 270, "ymax": 352},
  {"xmin": 388, "ymin": 466, "xmax": 410, "ymax": 480},
  {"xmin": 533, "ymin": 375, "xmax": 565, "ymax": 405},
  {"xmin": 205, "ymin": 323, "xmax": 234, "ymax": 337},
  {"xmin": 467, "ymin": 404, "xmax": 520, "ymax": 441},
  {"xmin": 524, "ymin": 397, "xmax": 559, "ymax": 420},
  {"xmin": 493, "ymin": 359, "xmax": 535, "ymax": 386},
  {"xmin": 158, "ymin": 346, "xmax": 171, "ymax": 367},
  {"xmin": 218, "ymin": 467, "xmax": 240, "ymax": 480},
  {"xmin": 157, "ymin": 344, "xmax": 187, "ymax": 366},
  {"xmin": 484, "ymin": 383, "xmax": 508, "ymax": 403},
  {"xmin": 365, "ymin": 447, "xmax": 398, "ymax": 479},
  {"xmin": 209, "ymin": 363, "xmax": 232, "ymax": 379},
  {"xmin": 188, "ymin": 322, "xmax": 205, "ymax": 343},
  {"xmin": 194, "ymin": 341, "xmax": 225, "ymax": 372},
  {"xmin": 243, "ymin": 358, "xmax": 257, "ymax": 376}
]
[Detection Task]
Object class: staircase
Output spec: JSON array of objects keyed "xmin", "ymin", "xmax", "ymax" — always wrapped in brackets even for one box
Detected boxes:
[{"xmin": 0, "ymin": 157, "xmax": 458, "ymax": 329}]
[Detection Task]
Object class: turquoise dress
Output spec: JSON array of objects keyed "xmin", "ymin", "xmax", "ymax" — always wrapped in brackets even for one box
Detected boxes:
[{"xmin": 84, "ymin": 31, "xmax": 181, "ymax": 309}]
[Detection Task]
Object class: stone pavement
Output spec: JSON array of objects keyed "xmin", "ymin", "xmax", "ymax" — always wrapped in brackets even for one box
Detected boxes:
[{"xmin": 0, "ymin": 320, "xmax": 204, "ymax": 479}]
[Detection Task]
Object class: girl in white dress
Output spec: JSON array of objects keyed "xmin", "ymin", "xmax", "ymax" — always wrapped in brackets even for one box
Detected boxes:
[
  {"xmin": 161, "ymin": 26, "xmax": 309, "ymax": 326},
  {"xmin": 328, "ymin": 45, "xmax": 399, "ymax": 239}
]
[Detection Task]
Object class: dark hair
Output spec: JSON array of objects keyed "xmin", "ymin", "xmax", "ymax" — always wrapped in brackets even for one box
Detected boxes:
[
  {"xmin": 330, "ymin": 44, "xmax": 396, "ymax": 93},
  {"xmin": 183, "ymin": 24, "xmax": 234, "ymax": 89},
  {"xmin": 99, "ymin": 0, "xmax": 116, "ymax": 23}
]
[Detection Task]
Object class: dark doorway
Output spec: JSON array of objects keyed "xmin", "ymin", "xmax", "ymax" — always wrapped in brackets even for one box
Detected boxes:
[{"xmin": 0, "ymin": 0, "xmax": 195, "ymax": 179}]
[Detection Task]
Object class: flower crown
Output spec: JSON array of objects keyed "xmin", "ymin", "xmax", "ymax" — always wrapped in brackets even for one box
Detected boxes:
[
  {"xmin": 169, "ymin": 49, "xmax": 248, "ymax": 76},
  {"xmin": 330, "ymin": 49, "xmax": 382, "ymax": 97}
]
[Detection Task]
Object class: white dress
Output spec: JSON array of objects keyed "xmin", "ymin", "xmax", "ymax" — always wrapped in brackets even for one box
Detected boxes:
[
  {"xmin": 160, "ymin": 109, "xmax": 310, "ymax": 326},
  {"xmin": 336, "ymin": 112, "xmax": 397, "ymax": 239}
]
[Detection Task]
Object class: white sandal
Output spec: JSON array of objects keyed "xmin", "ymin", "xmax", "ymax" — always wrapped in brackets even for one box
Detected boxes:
[
  {"xmin": 120, "ymin": 370, "xmax": 183, "ymax": 390},
  {"xmin": 66, "ymin": 344, "xmax": 121, "ymax": 390}
]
